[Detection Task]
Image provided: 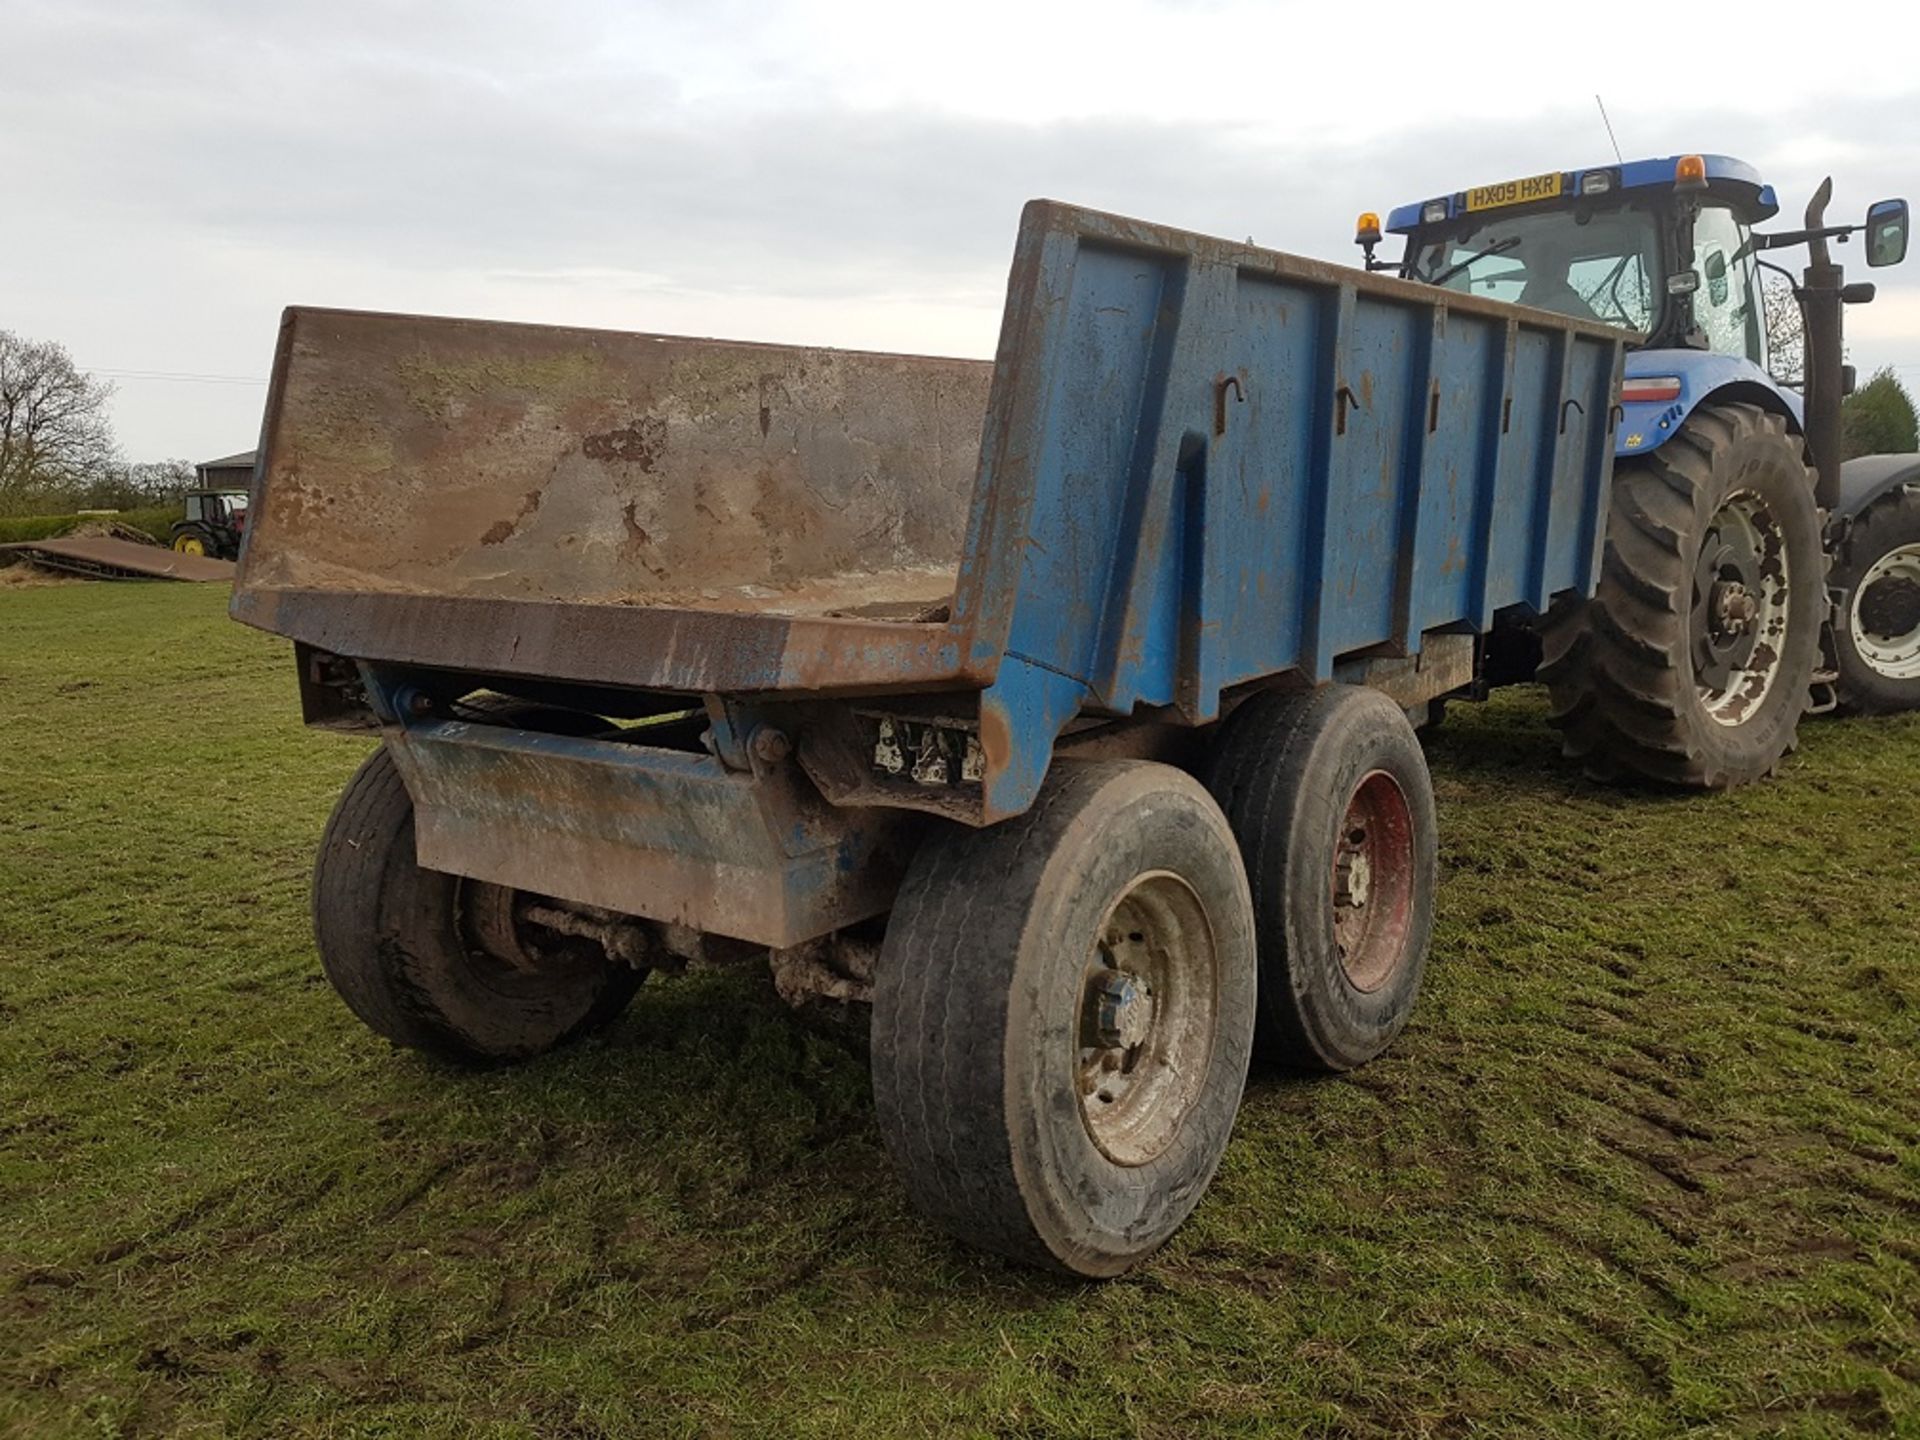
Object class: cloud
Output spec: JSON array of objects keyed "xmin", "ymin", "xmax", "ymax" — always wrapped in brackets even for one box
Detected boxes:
[{"xmin": 5, "ymin": 0, "xmax": 1917, "ymax": 457}]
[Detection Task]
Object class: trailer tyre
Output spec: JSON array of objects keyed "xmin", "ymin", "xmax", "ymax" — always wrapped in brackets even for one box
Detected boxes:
[
  {"xmin": 1830, "ymin": 488, "xmax": 1920, "ymax": 713},
  {"xmin": 1209, "ymin": 684, "xmax": 1436, "ymax": 1071},
  {"xmin": 871, "ymin": 761, "xmax": 1256, "ymax": 1277},
  {"xmin": 1538, "ymin": 402, "xmax": 1822, "ymax": 787},
  {"xmin": 312, "ymin": 747, "xmax": 644, "ymax": 1063}
]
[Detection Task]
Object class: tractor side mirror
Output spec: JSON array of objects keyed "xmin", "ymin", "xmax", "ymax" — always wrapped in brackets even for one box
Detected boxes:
[
  {"xmin": 1704, "ymin": 250, "xmax": 1729, "ymax": 306},
  {"xmin": 1866, "ymin": 199, "xmax": 1908, "ymax": 268},
  {"xmin": 1842, "ymin": 364, "xmax": 1857, "ymax": 397}
]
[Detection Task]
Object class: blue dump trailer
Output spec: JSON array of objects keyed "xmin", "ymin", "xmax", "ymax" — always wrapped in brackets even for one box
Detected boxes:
[{"xmin": 234, "ymin": 201, "xmax": 1624, "ymax": 1275}]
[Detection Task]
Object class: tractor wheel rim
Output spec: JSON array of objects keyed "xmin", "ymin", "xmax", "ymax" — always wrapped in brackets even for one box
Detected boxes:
[
  {"xmin": 1691, "ymin": 489, "xmax": 1790, "ymax": 727},
  {"xmin": 1332, "ymin": 769, "xmax": 1417, "ymax": 993},
  {"xmin": 1075, "ymin": 870, "xmax": 1218, "ymax": 1167},
  {"xmin": 1850, "ymin": 542, "xmax": 1920, "ymax": 680}
]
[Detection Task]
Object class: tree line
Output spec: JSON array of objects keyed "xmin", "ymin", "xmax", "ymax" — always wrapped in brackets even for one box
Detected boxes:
[{"xmin": 0, "ymin": 328, "xmax": 196, "ymax": 517}]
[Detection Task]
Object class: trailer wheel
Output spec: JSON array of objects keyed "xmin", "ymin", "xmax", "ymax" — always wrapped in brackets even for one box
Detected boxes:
[
  {"xmin": 1538, "ymin": 402, "xmax": 1823, "ymax": 787},
  {"xmin": 871, "ymin": 761, "xmax": 1255, "ymax": 1277},
  {"xmin": 1209, "ymin": 685, "xmax": 1436, "ymax": 1071},
  {"xmin": 312, "ymin": 747, "xmax": 644, "ymax": 1063},
  {"xmin": 1830, "ymin": 488, "xmax": 1920, "ymax": 713}
]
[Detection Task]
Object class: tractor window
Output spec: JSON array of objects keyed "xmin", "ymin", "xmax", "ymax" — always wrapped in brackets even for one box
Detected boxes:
[
  {"xmin": 1569, "ymin": 250, "xmax": 1656, "ymax": 332},
  {"xmin": 1409, "ymin": 201, "xmax": 1661, "ymax": 333},
  {"xmin": 1691, "ymin": 205, "xmax": 1763, "ymax": 366}
]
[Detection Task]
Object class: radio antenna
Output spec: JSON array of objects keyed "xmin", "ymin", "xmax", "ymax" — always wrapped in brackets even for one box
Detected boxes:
[{"xmin": 1595, "ymin": 94, "xmax": 1624, "ymax": 164}]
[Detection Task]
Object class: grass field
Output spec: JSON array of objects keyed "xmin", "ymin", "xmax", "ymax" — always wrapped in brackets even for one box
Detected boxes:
[{"xmin": 3, "ymin": 582, "xmax": 1919, "ymax": 1439}]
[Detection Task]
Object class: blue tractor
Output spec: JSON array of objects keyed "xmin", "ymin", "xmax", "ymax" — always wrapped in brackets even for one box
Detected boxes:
[{"xmin": 1358, "ymin": 155, "xmax": 1913, "ymax": 785}]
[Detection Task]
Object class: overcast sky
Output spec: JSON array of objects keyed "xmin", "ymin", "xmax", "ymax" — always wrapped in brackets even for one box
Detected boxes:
[{"xmin": 6, "ymin": 0, "xmax": 1918, "ymax": 463}]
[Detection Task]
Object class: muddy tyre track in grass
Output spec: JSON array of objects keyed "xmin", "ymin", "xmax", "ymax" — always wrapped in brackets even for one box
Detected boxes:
[{"xmin": 2, "ymin": 583, "xmax": 1918, "ymax": 1437}]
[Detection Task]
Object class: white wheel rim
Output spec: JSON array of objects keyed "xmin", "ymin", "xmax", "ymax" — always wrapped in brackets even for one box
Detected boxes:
[
  {"xmin": 1075, "ymin": 870, "xmax": 1219, "ymax": 1168},
  {"xmin": 1849, "ymin": 542, "xmax": 1920, "ymax": 680},
  {"xmin": 1694, "ymin": 490, "xmax": 1792, "ymax": 727}
]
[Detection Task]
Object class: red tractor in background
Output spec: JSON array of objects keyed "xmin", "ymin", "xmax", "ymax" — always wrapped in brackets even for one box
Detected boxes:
[{"xmin": 169, "ymin": 490, "xmax": 248, "ymax": 560}]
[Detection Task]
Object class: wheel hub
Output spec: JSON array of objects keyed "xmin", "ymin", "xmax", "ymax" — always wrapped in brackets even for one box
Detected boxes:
[
  {"xmin": 1331, "ymin": 771, "xmax": 1416, "ymax": 993},
  {"xmin": 1710, "ymin": 579, "xmax": 1758, "ymax": 638},
  {"xmin": 1848, "ymin": 541, "xmax": 1920, "ymax": 680},
  {"xmin": 1075, "ymin": 873, "xmax": 1218, "ymax": 1167},
  {"xmin": 461, "ymin": 883, "xmax": 636, "ymax": 974},
  {"xmin": 1093, "ymin": 970, "xmax": 1155, "ymax": 1049},
  {"xmin": 1694, "ymin": 534, "xmax": 1762, "ymax": 684},
  {"xmin": 1690, "ymin": 490, "xmax": 1790, "ymax": 724},
  {"xmin": 1859, "ymin": 575, "xmax": 1920, "ymax": 640},
  {"xmin": 1334, "ymin": 846, "xmax": 1372, "ymax": 909}
]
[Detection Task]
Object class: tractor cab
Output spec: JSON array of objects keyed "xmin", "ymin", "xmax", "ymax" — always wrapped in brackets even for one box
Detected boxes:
[
  {"xmin": 1368, "ymin": 156, "xmax": 1783, "ymax": 371},
  {"xmin": 1360, "ymin": 155, "xmax": 1908, "ymax": 479}
]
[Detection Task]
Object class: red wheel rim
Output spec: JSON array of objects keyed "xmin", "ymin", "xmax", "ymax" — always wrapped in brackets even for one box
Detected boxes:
[{"xmin": 1331, "ymin": 769, "xmax": 1416, "ymax": 992}]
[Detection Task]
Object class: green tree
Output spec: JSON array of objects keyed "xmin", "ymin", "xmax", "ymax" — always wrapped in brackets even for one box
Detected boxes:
[
  {"xmin": 1841, "ymin": 367, "xmax": 1919, "ymax": 459},
  {"xmin": 0, "ymin": 329, "xmax": 119, "ymax": 510},
  {"xmin": 73, "ymin": 459, "xmax": 196, "ymax": 512}
]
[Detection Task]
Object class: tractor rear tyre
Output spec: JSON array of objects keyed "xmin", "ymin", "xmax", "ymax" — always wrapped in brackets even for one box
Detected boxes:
[
  {"xmin": 870, "ymin": 761, "xmax": 1256, "ymax": 1277},
  {"xmin": 1538, "ymin": 402, "xmax": 1823, "ymax": 787},
  {"xmin": 1209, "ymin": 684, "xmax": 1437, "ymax": 1071},
  {"xmin": 313, "ymin": 746, "xmax": 644, "ymax": 1063},
  {"xmin": 171, "ymin": 528, "xmax": 214, "ymax": 556},
  {"xmin": 1830, "ymin": 487, "xmax": 1920, "ymax": 713}
]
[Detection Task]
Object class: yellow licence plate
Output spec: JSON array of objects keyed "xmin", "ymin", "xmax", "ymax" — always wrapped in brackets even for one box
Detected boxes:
[{"xmin": 1465, "ymin": 172, "xmax": 1564, "ymax": 212}]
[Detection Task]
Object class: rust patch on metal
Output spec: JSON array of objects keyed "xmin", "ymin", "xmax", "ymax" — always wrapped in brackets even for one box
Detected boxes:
[
  {"xmin": 581, "ymin": 416, "xmax": 667, "ymax": 469},
  {"xmin": 977, "ymin": 698, "xmax": 1012, "ymax": 773},
  {"xmin": 480, "ymin": 490, "xmax": 543, "ymax": 546},
  {"xmin": 620, "ymin": 502, "xmax": 652, "ymax": 549}
]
